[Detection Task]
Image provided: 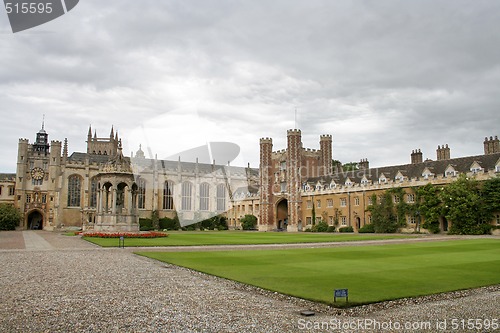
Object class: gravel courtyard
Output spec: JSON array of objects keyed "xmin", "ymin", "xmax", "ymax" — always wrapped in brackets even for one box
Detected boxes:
[{"xmin": 0, "ymin": 231, "xmax": 498, "ymax": 333}]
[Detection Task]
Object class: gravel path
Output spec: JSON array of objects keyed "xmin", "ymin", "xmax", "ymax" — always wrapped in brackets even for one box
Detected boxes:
[{"xmin": 0, "ymin": 231, "xmax": 498, "ymax": 333}]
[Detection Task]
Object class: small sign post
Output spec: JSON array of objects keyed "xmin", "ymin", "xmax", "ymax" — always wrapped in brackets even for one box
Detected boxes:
[
  {"xmin": 334, "ymin": 289, "xmax": 348, "ymax": 303},
  {"xmin": 119, "ymin": 236, "xmax": 125, "ymax": 249}
]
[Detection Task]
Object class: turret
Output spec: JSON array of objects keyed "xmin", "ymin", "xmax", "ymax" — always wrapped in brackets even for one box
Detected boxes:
[
  {"xmin": 319, "ymin": 134, "xmax": 333, "ymax": 176},
  {"xmin": 411, "ymin": 149, "xmax": 423, "ymax": 164}
]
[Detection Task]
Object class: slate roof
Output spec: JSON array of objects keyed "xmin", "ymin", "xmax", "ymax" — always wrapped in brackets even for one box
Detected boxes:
[
  {"xmin": 305, "ymin": 152, "xmax": 500, "ymax": 186},
  {"xmin": 0, "ymin": 173, "xmax": 16, "ymax": 181},
  {"xmin": 68, "ymin": 152, "xmax": 259, "ymax": 178}
]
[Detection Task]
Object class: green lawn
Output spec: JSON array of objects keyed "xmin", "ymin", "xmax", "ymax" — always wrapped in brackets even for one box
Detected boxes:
[
  {"xmin": 137, "ymin": 239, "xmax": 500, "ymax": 306},
  {"xmin": 83, "ymin": 231, "xmax": 416, "ymax": 247}
]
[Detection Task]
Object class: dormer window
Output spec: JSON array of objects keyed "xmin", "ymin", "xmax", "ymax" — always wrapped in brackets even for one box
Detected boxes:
[
  {"xmin": 469, "ymin": 162, "xmax": 483, "ymax": 174},
  {"xmin": 422, "ymin": 167, "xmax": 434, "ymax": 180},
  {"xmin": 445, "ymin": 165, "xmax": 457, "ymax": 177},
  {"xmin": 345, "ymin": 177, "xmax": 353, "ymax": 186},
  {"xmin": 395, "ymin": 171, "xmax": 406, "ymax": 183},
  {"xmin": 360, "ymin": 176, "xmax": 369, "ymax": 185},
  {"xmin": 329, "ymin": 181, "xmax": 337, "ymax": 189},
  {"xmin": 379, "ymin": 174, "xmax": 387, "ymax": 184}
]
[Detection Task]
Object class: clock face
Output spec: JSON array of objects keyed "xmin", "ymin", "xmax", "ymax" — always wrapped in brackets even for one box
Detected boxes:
[{"xmin": 30, "ymin": 167, "xmax": 45, "ymax": 180}]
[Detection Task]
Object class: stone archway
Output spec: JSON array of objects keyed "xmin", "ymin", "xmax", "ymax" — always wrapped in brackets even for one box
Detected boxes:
[
  {"xmin": 276, "ymin": 199, "xmax": 288, "ymax": 230},
  {"xmin": 27, "ymin": 210, "xmax": 44, "ymax": 230}
]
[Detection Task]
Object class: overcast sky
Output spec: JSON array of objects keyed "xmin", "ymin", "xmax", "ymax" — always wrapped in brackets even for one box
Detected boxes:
[{"xmin": 1, "ymin": 0, "xmax": 499, "ymax": 172}]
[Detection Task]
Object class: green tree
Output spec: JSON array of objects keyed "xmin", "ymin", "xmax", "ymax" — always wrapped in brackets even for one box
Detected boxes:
[
  {"xmin": 481, "ymin": 177, "xmax": 500, "ymax": 217},
  {"xmin": 342, "ymin": 162, "xmax": 359, "ymax": 171},
  {"xmin": 366, "ymin": 192, "xmax": 399, "ymax": 233},
  {"xmin": 240, "ymin": 214, "xmax": 257, "ymax": 230},
  {"xmin": 441, "ymin": 175, "xmax": 491, "ymax": 235},
  {"xmin": 415, "ymin": 183, "xmax": 442, "ymax": 234},
  {"xmin": 0, "ymin": 204, "xmax": 21, "ymax": 231}
]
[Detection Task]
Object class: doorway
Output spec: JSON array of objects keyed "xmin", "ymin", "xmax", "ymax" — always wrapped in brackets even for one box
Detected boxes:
[
  {"xmin": 28, "ymin": 211, "xmax": 43, "ymax": 230},
  {"xmin": 276, "ymin": 199, "xmax": 288, "ymax": 230}
]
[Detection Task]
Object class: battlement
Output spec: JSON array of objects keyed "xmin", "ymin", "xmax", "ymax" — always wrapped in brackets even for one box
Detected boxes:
[
  {"xmin": 19, "ymin": 138, "xmax": 29, "ymax": 143},
  {"xmin": 287, "ymin": 129, "xmax": 301, "ymax": 136},
  {"xmin": 320, "ymin": 134, "xmax": 332, "ymax": 140},
  {"xmin": 260, "ymin": 138, "xmax": 273, "ymax": 144},
  {"xmin": 484, "ymin": 135, "xmax": 499, "ymax": 155},
  {"xmin": 51, "ymin": 140, "xmax": 62, "ymax": 145}
]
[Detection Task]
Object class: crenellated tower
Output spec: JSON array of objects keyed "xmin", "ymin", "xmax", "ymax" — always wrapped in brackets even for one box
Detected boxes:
[
  {"xmin": 319, "ymin": 134, "xmax": 333, "ymax": 176},
  {"xmin": 259, "ymin": 137, "xmax": 273, "ymax": 231},
  {"xmin": 484, "ymin": 136, "xmax": 499, "ymax": 155},
  {"xmin": 286, "ymin": 129, "xmax": 302, "ymax": 232}
]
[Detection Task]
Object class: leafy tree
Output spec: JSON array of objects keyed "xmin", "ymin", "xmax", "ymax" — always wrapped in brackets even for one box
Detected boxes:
[
  {"xmin": 0, "ymin": 204, "xmax": 21, "ymax": 230},
  {"xmin": 415, "ymin": 183, "xmax": 442, "ymax": 234},
  {"xmin": 342, "ymin": 162, "xmax": 359, "ymax": 171},
  {"xmin": 240, "ymin": 214, "xmax": 257, "ymax": 230},
  {"xmin": 366, "ymin": 192, "xmax": 399, "ymax": 233},
  {"xmin": 441, "ymin": 175, "xmax": 491, "ymax": 235},
  {"xmin": 481, "ymin": 177, "xmax": 500, "ymax": 217}
]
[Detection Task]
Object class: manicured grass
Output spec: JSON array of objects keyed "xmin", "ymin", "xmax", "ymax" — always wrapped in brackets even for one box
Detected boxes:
[
  {"xmin": 137, "ymin": 239, "xmax": 500, "ymax": 306},
  {"xmin": 83, "ymin": 231, "xmax": 416, "ymax": 247}
]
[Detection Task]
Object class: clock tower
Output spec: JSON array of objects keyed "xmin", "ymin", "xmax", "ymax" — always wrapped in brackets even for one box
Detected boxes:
[{"xmin": 33, "ymin": 121, "xmax": 50, "ymax": 155}]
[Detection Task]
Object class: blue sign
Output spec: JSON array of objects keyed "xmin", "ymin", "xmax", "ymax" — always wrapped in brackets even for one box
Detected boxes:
[
  {"xmin": 334, "ymin": 289, "xmax": 348, "ymax": 297},
  {"xmin": 334, "ymin": 289, "xmax": 348, "ymax": 302}
]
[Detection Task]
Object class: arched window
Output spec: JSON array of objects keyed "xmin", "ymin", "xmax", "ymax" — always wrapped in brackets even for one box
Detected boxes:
[
  {"xmin": 216, "ymin": 184, "xmax": 226, "ymax": 212},
  {"xmin": 138, "ymin": 178, "xmax": 146, "ymax": 209},
  {"xmin": 182, "ymin": 181, "xmax": 192, "ymax": 211},
  {"xmin": 68, "ymin": 175, "xmax": 81, "ymax": 207},
  {"xmin": 90, "ymin": 178, "xmax": 98, "ymax": 208},
  {"xmin": 199, "ymin": 183, "xmax": 210, "ymax": 211},
  {"xmin": 163, "ymin": 180, "xmax": 174, "ymax": 210}
]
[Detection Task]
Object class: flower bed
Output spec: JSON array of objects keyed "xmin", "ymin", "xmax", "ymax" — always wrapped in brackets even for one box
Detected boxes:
[{"xmin": 82, "ymin": 231, "xmax": 168, "ymax": 238}]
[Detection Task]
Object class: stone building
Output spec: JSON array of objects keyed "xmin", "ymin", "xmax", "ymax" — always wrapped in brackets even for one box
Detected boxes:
[
  {"xmin": 4, "ymin": 124, "xmax": 500, "ymax": 232},
  {"xmin": 228, "ymin": 129, "xmax": 500, "ymax": 233},
  {"xmin": 8, "ymin": 125, "xmax": 256, "ymax": 231}
]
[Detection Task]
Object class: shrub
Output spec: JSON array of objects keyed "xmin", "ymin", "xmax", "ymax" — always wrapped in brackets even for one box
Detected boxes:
[
  {"xmin": 240, "ymin": 215, "xmax": 258, "ymax": 230},
  {"xmin": 0, "ymin": 204, "xmax": 21, "ymax": 231},
  {"xmin": 311, "ymin": 221, "xmax": 329, "ymax": 232},
  {"xmin": 304, "ymin": 228, "xmax": 311, "ymax": 232},
  {"xmin": 358, "ymin": 224, "xmax": 375, "ymax": 233},
  {"xmin": 139, "ymin": 218, "xmax": 154, "ymax": 231},
  {"xmin": 327, "ymin": 226, "xmax": 336, "ymax": 233},
  {"xmin": 338, "ymin": 226, "xmax": 354, "ymax": 233},
  {"xmin": 159, "ymin": 216, "xmax": 181, "ymax": 230},
  {"xmin": 422, "ymin": 221, "xmax": 440, "ymax": 234}
]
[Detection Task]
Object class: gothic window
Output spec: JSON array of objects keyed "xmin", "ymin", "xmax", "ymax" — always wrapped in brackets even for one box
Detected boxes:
[
  {"xmin": 407, "ymin": 194, "xmax": 415, "ymax": 203},
  {"xmin": 407, "ymin": 216, "xmax": 416, "ymax": 224},
  {"xmin": 200, "ymin": 183, "xmax": 210, "ymax": 211},
  {"xmin": 138, "ymin": 178, "xmax": 146, "ymax": 209},
  {"xmin": 163, "ymin": 181, "xmax": 174, "ymax": 210},
  {"xmin": 41, "ymin": 194, "xmax": 47, "ymax": 204},
  {"xmin": 90, "ymin": 178, "xmax": 98, "ymax": 208},
  {"xmin": 394, "ymin": 195, "xmax": 400, "ymax": 204},
  {"xmin": 216, "ymin": 184, "xmax": 226, "ymax": 212},
  {"xmin": 316, "ymin": 200, "xmax": 321, "ymax": 208},
  {"xmin": 327, "ymin": 199, "xmax": 333, "ymax": 207},
  {"xmin": 67, "ymin": 175, "xmax": 81, "ymax": 207},
  {"xmin": 181, "ymin": 181, "xmax": 192, "ymax": 211},
  {"xmin": 340, "ymin": 198, "xmax": 347, "ymax": 207},
  {"xmin": 354, "ymin": 197, "xmax": 360, "ymax": 206},
  {"xmin": 0, "ymin": 186, "xmax": 2, "ymax": 195},
  {"xmin": 32, "ymin": 178, "xmax": 43, "ymax": 186},
  {"xmin": 9, "ymin": 187, "xmax": 15, "ymax": 196}
]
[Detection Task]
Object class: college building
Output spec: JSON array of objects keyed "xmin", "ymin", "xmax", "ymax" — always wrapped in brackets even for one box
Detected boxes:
[{"xmin": 1, "ymin": 125, "xmax": 499, "ymax": 232}]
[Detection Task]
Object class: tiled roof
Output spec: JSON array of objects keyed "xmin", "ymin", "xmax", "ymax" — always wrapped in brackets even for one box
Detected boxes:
[
  {"xmin": 0, "ymin": 173, "xmax": 16, "ymax": 181},
  {"xmin": 305, "ymin": 152, "xmax": 500, "ymax": 185}
]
